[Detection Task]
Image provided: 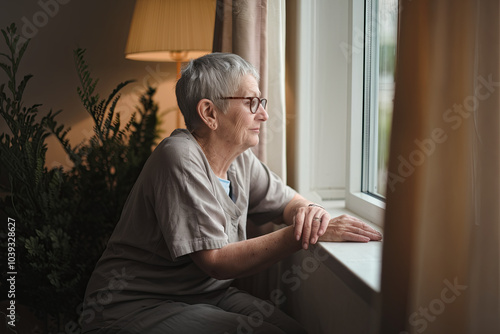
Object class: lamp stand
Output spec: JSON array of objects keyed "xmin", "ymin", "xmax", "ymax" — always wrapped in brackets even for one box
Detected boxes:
[{"xmin": 171, "ymin": 52, "xmax": 187, "ymax": 129}]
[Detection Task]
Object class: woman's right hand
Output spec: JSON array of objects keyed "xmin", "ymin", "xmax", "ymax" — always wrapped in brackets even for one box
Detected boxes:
[{"xmin": 318, "ymin": 214, "xmax": 383, "ymax": 242}]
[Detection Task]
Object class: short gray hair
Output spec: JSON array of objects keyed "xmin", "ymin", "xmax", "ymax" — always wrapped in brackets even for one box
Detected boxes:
[{"xmin": 175, "ymin": 53, "xmax": 259, "ymax": 131}]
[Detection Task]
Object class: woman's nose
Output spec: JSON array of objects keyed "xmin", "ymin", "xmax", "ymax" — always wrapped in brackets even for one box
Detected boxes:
[{"xmin": 256, "ymin": 104, "xmax": 269, "ymax": 121}]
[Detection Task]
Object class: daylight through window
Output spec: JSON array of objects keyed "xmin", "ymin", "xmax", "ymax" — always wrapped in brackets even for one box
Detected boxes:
[{"xmin": 362, "ymin": 0, "xmax": 398, "ymax": 198}]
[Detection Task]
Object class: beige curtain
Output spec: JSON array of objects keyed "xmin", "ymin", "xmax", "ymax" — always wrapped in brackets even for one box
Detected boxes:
[{"xmin": 380, "ymin": 1, "xmax": 499, "ymax": 333}]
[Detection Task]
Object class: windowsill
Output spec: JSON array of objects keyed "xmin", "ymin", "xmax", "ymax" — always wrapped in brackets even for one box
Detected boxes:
[{"xmin": 310, "ymin": 200, "xmax": 383, "ymax": 305}]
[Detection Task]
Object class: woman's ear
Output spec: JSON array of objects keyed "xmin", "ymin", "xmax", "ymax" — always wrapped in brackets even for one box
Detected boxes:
[{"xmin": 197, "ymin": 99, "xmax": 218, "ymax": 130}]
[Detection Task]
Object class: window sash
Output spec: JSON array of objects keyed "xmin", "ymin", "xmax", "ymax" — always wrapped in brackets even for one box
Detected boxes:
[{"xmin": 362, "ymin": 0, "xmax": 397, "ymax": 200}]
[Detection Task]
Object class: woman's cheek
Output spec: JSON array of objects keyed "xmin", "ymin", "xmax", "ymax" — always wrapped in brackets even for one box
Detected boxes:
[{"xmin": 234, "ymin": 116, "xmax": 247, "ymax": 140}]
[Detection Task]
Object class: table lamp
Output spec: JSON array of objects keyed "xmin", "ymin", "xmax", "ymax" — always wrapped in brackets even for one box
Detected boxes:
[{"xmin": 125, "ymin": 0, "xmax": 217, "ymax": 128}]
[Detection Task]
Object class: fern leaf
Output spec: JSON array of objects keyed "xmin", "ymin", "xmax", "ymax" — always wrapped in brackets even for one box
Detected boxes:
[
  {"xmin": 102, "ymin": 80, "xmax": 135, "ymax": 114},
  {"xmin": 15, "ymin": 74, "xmax": 33, "ymax": 101},
  {"xmin": 110, "ymin": 112, "xmax": 121, "ymax": 139},
  {"xmin": 34, "ymin": 156, "xmax": 43, "ymax": 186},
  {"xmin": 0, "ymin": 62, "xmax": 11, "ymax": 76},
  {"xmin": 15, "ymin": 36, "xmax": 30, "ymax": 65}
]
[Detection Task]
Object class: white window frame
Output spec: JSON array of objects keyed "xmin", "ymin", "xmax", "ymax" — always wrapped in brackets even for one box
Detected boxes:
[
  {"xmin": 292, "ymin": 0, "xmax": 348, "ymax": 203},
  {"xmin": 292, "ymin": 0, "xmax": 386, "ymax": 227},
  {"xmin": 289, "ymin": 0, "xmax": 386, "ymax": 296},
  {"xmin": 345, "ymin": 0, "xmax": 386, "ymax": 227}
]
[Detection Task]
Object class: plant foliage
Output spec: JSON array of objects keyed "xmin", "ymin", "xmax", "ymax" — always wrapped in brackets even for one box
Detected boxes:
[{"xmin": 0, "ymin": 23, "xmax": 159, "ymax": 332}]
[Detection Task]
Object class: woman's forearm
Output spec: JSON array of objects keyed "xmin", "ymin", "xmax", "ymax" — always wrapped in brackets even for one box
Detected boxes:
[{"xmin": 190, "ymin": 225, "xmax": 302, "ymax": 280}]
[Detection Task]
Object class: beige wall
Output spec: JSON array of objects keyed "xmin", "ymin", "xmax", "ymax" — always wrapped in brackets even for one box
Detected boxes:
[{"xmin": 280, "ymin": 250, "xmax": 379, "ymax": 334}]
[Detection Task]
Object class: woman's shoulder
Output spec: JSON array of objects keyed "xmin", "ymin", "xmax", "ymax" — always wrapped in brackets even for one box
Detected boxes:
[
  {"xmin": 147, "ymin": 129, "xmax": 206, "ymax": 171},
  {"xmin": 156, "ymin": 129, "xmax": 197, "ymax": 153}
]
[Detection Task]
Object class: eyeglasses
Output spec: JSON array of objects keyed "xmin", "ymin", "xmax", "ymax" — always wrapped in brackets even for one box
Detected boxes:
[{"xmin": 219, "ymin": 97, "xmax": 268, "ymax": 114}]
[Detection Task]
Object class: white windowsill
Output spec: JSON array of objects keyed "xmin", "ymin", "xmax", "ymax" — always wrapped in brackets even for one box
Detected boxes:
[{"xmin": 310, "ymin": 200, "xmax": 383, "ymax": 305}]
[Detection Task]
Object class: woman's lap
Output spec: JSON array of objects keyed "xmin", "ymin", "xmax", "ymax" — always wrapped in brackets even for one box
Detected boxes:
[
  {"xmin": 216, "ymin": 287, "xmax": 306, "ymax": 334},
  {"xmin": 90, "ymin": 288, "xmax": 307, "ymax": 334}
]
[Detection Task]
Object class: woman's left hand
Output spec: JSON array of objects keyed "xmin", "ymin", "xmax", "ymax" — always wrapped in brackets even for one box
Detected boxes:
[{"xmin": 292, "ymin": 205, "xmax": 331, "ymax": 250}]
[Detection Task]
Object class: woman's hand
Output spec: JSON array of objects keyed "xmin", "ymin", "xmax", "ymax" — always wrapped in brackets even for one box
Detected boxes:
[
  {"xmin": 319, "ymin": 214, "xmax": 383, "ymax": 243},
  {"xmin": 293, "ymin": 209, "xmax": 383, "ymax": 249},
  {"xmin": 284, "ymin": 194, "xmax": 382, "ymax": 250},
  {"xmin": 292, "ymin": 205, "xmax": 331, "ymax": 250}
]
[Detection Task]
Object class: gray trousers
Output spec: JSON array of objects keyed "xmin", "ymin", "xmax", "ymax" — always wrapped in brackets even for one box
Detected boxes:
[{"xmin": 86, "ymin": 287, "xmax": 307, "ymax": 334}]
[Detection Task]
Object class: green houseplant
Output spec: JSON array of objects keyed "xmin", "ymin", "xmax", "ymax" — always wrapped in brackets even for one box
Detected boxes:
[{"xmin": 0, "ymin": 24, "xmax": 160, "ymax": 332}]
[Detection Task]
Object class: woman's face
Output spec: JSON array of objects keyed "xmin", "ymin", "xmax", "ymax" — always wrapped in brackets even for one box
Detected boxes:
[{"xmin": 217, "ymin": 74, "xmax": 268, "ymax": 151}]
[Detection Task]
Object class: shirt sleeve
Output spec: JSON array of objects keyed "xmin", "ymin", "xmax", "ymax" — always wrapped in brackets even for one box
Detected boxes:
[
  {"xmin": 245, "ymin": 150, "xmax": 297, "ymax": 224},
  {"xmin": 149, "ymin": 137, "xmax": 229, "ymax": 260}
]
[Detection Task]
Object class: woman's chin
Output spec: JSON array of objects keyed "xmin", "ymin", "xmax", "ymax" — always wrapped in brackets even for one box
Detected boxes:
[{"xmin": 249, "ymin": 136, "xmax": 260, "ymax": 148}]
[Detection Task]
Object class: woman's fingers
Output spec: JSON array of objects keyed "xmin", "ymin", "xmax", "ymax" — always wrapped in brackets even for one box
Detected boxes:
[
  {"xmin": 301, "ymin": 213, "xmax": 313, "ymax": 250},
  {"xmin": 306, "ymin": 208, "xmax": 331, "ymax": 248},
  {"xmin": 292, "ymin": 206, "xmax": 330, "ymax": 250},
  {"xmin": 309, "ymin": 214, "xmax": 329, "ymax": 245},
  {"xmin": 355, "ymin": 222, "xmax": 383, "ymax": 240},
  {"xmin": 318, "ymin": 214, "xmax": 329, "ymax": 236},
  {"xmin": 307, "ymin": 217, "xmax": 321, "ymax": 246},
  {"xmin": 342, "ymin": 232, "xmax": 371, "ymax": 242},
  {"xmin": 359, "ymin": 226, "xmax": 383, "ymax": 240},
  {"xmin": 293, "ymin": 211, "xmax": 305, "ymax": 241},
  {"xmin": 320, "ymin": 214, "xmax": 383, "ymax": 242},
  {"xmin": 339, "ymin": 216, "xmax": 382, "ymax": 239}
]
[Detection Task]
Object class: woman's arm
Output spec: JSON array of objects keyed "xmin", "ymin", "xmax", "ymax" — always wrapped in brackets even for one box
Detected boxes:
[
  {"xmin": 190, "ymin": 225, "xmax": 301, "ymax": 280},
  {"xmin": 190, "ymin": 195, "xmax": 382, "ymax": 280}
]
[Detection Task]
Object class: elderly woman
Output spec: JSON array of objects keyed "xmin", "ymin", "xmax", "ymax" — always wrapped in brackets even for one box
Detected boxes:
[{"xmin": 81, "ymin": 53, "xmax": 382, "ymax": 334}]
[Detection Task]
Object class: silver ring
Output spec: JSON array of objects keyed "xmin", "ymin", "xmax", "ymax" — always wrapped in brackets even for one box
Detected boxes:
[{"xmin": 313, "ymin": 217, "xmax": 321, "ymax": 221}]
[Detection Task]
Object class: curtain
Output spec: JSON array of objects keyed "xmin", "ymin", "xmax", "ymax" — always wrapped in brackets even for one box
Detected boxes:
[
  {"xmin": 264, "ymin": 0, "xmax": 287, "ymax": 180},
  {"xmin": 380, "ymin": 1, "xmax": 499, "ymax": 333}
]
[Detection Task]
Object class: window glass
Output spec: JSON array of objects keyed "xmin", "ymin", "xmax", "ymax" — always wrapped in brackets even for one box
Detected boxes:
[{"xmin": 363, "ymin": 0, "xmax": 398, "ymax": 198}]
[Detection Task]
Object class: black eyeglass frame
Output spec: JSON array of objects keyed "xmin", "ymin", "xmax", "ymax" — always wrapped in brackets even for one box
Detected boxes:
[{"xmin": 219, "ymin": 97, "xmax": 268, "ymax": 114}]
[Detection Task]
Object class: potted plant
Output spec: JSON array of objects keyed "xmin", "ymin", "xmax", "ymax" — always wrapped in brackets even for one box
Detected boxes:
[{"xmin": 0, "ymin": 23, "xmax": 160, "ymax": 332}]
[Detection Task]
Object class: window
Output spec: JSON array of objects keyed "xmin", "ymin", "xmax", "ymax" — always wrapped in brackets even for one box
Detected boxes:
[
  {"xmin": 291, "ymin": 0, "xmax": 398, "ymax": 226},
  {"xmin": 362, "ymin": 0, "xmax": 398, "ymax": 199},
  {"xmin": 345, "ymin": 0, "xmax": 398, "ymax": 225}
]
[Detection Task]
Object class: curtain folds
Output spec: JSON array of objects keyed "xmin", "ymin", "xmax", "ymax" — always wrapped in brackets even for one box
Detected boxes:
[{"xmin": 380, "ymin": 1, "xmax": 499, "ymax": 333}]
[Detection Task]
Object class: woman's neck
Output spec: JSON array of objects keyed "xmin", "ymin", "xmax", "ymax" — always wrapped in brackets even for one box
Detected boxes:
[{"xmin": 192, "ymin": 131, "xmax": 242, "ymax": 179}]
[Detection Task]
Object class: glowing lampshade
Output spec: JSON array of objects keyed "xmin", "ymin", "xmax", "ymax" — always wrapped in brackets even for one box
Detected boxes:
[{"xmin": 125, "ymin": 0, "xmax": 216, "ymax": 62}]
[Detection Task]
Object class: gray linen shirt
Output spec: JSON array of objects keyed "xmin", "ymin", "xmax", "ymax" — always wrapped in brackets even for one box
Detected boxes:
[{"xmin": 81, "ymin": 129, "xmax": 296, "ymax": 331}]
